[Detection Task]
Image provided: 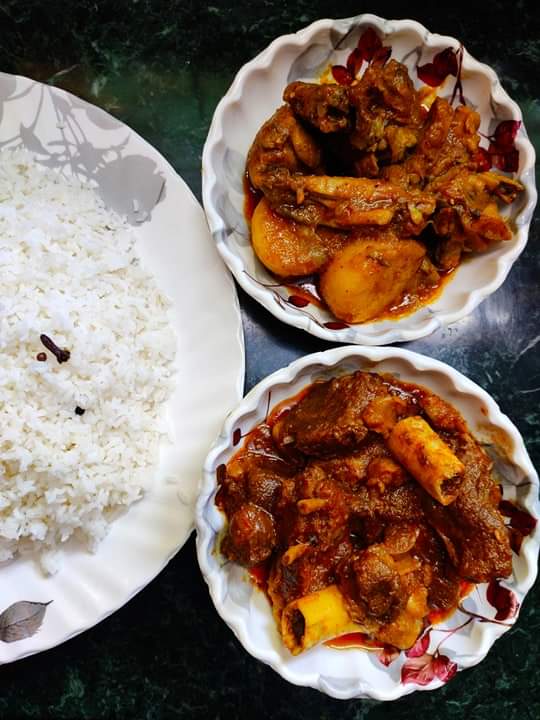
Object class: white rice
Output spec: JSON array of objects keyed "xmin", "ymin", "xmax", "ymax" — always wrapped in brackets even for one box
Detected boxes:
[{"xmin": 0, "ymin": 150, "xmax": 176, "ymax": 574}]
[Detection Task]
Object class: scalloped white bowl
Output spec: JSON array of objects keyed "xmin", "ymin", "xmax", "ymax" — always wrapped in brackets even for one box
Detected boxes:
[
  {"xmin": 196, "ymin": 346, "xmax": 540, "ymax": 700},
  {"xmin": 202, "ymin": 14, "xmax": 537, "ymax": 345}
]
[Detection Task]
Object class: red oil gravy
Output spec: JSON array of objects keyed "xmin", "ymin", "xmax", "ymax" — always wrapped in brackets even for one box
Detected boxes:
[
  {"xmin": 284, "ymin": 280, "xmax": 326, "ymax": 310},
  {"xmin": 244, "ymin": 172, "xmax": 261, "ymax": 222},
  {"xmin": 325, "ymin": 632, "xmax": 384, "ymax": 651},
  {"xmin": 380, "ymin": 268, "xmax": 455, "ymax": 321},
  {"xmin": 249, "ymin": 562, "xmax": 271, "ymax": 593}
]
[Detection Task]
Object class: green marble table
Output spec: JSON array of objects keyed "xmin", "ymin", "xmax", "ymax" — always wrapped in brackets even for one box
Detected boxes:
[{"xmin": 1, "ymin": 1, "xmax": 539, "ymax": 717}]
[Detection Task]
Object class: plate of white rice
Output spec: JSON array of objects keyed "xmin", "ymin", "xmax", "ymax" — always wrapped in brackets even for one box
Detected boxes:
[{"xmin": 0, "ymin": 72, "xmax": 244, "ymax": 662}]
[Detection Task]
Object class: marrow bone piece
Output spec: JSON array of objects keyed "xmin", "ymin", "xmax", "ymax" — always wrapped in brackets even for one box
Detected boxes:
[{"xmin": 387, "ymin": 416, "xmax": 465, "ymax": 505}]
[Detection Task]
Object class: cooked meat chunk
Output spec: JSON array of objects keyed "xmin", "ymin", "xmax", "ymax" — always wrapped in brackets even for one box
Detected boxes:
[
  {"xmin": 362, "ymin": 395, "xmax": 412, "ymax": 436},
  {"xmin": 285, "ymin": 464, "xmax": 352, "ymax": 549},
  {"xmin": 352, "ymin": 481, "xmax": 425, "ymax": 525},
  {"xmin": 339, "ymin": 545, "xmax": 406, "ymax": 623},
  {"xmin": 416, "ymin": 388, "xmax": 468, "ymax": 434},
  {"xmin": 268, "ymin": 540, "xmax": 352, "ymax": 613},
  {"xmin": 283, "ymin": 81, "xmax": 351, "ymax": 133},
  {"xmin": 349, "ymin": 60, "xmax": 423, "ymax": 159},
  {"xmin": 412, "ymin": 525, "xmax": 461, "ymax": 612},
  {"xmin": 430, "ymin": 168, "xmax": 521, "ymax": 254},
  {"xmin": 246, "ymin": 466, "xmax": 284, "ymax": 511},
  {"xmin": 221, "ymin": 502, "xmax": 277, "ymax": 567},
  {"xmin": 218, "ymin": 370, "xmax": 515, "ymax": 654},
  {"xmin": 416, "ymin": 98, "xmax": 481, "ymax": 178},
  {"xmin": 272, "ymin": 174, "xmax": 436, "ymax": 232},
  {"xmin": 218, "ymin": 424, "xmax": 295, "ymax": 515},
  {"xmin": 247, "ymin": 105, "xmax": 322, "ymax": 207},
  {"xmin": 272, "ymin": 372, "xmax": 387, "ymax": 457},
  {"xmin": 365, "ymin": 457, "xmax": 408, "ymax": 492},
  {"xmin": 383, "ymin": 522, "xmax": 420, "ymax": 554},
  {"xmin": 422, "ymin": 433, "xmax": 512, "ymax": 581}
]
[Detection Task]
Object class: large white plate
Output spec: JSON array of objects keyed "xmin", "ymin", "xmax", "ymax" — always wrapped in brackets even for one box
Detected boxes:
[
  {"xmin": 0, "ymin": 73, "xmax": 244, "ymax": 663},
  {"xmin": 203, "ymin": 14, "xmax": 537, "ymax": 345}
]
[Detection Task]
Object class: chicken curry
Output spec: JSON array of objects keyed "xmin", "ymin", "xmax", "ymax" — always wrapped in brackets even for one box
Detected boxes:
[
  {"xmin": 216, "ymin": 371, "xmax": 512, "ymax": 655},
  {"xmin": 246, "ymin": 51, "xmax": 523, "ymax": 323}
]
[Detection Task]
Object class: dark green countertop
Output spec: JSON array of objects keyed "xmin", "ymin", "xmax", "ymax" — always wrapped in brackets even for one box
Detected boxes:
[{"xmin": 1, "ymin": 1, "xmax": 539, "ymax": 718}]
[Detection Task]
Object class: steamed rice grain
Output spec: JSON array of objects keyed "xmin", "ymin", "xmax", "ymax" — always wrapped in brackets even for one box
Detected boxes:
[{"xmin": 0, "ymin": 150, "xmax": 176, "ymax": 573}]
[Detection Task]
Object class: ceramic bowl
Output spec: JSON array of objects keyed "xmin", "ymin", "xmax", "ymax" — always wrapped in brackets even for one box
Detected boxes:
[
  {"xmin": 196, "ymin": 345, "xmax": 539, "ymax": 700},
  {"xmin": 202, "ymin": 14, "xmax": 537, "ymax": 345}
]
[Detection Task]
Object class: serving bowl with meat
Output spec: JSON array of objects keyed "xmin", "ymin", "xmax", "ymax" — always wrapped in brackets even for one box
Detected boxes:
[
  {"xmin": 203, "ymin": 15, "xmax": 536, "ymax": 344},
  {"xmin": 196, "ymin": 346, "xmax": 539, "ymax": 700}
]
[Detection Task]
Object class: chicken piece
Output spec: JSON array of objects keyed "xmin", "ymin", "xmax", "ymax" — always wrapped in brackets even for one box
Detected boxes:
[
  {"xmin": 250, "ymin": 197, "xmax": 349, "ymax": 276},
  {"xmin": 319, "ymin": 234, "xmax": 426, "ymax": 323},
  {"xmin": 402, "ymin": 256, "xmax": 441, "ymax": 296},
  {"xmin": 221, "ymin": 502, "xmax": 277, "ymax": 567},
  {"xmin": 283, "ymin": 81, "xmax": 351, "ymax": 133},
  {"xmin": 272, "ymin": 371, "xmax": 388, "ymax": 457},
  {"xmin": 430, "ymin": 168, "xmax": 523, "ymax": 253},
  {"xmin": 418, "ymin": 98, "xmax": 481, "ymax": 178},
  {"xmin": 421, "ymin": 433, "xmax": 512, "ymax": 582},
  {"xmin": 278, "ymin": 175, "xmax": 436, "ymax": 233},
  {"xmin": 349, "ymin": 59, "xmax": 423, "ymax": 158},
  {"xmin": 247, "ymin": 105, "xmax": 323, "ymax": 205},
  {"xmin": 381, "ymin": 97, "xmax": 482, "ymax": 191}
]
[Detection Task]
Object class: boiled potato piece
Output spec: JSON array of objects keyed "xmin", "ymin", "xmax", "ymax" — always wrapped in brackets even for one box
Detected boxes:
[
  {"xmin": 319, "ymin": 236, "xmax": 425, "ymax": 323},
  {"xmin": 251, "ymin": 197, "xmax": 346, "ymax": 277}
]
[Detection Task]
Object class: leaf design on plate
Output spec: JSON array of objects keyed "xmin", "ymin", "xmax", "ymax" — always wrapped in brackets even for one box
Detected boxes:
[
  {"xmin": 499, "ymin": 499, "xmax": 537, "ymax": 553},
  {"xmin": 405, "ymin": 629, "xmax": 431, "ymax": 657},
  {"xmin": 416, "ymin": 45, "xmax": 465, "ymax": 105},
  {"xmin": 287, "ymin": 294, "xmax": 310, "ymax": 308},
  {"xmin": 377, "ymin": 644, "xmax": 400, "ymax": 666},
  {"xmin": 486, "ymin": 579, "xmax": 520, "ymax": 621},
  {"xmin": 0, "ymin": 600, "xmax": 52, "ymax": 643},
  {"xmin": 401, "ymin": 651, "xmax": 457, "ymax": 686},
  {"xmin": 417, "ymin": 47, "xmax": 458, "ymax": 87},
  {"xmin": 324, "ymin": 321, "xmax": 350, "ymax": 330},
  {"xmin": 431, "ymin": 654, "xmax": 458, "ymax": 683}
]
